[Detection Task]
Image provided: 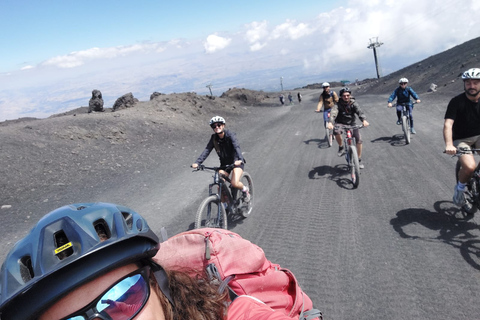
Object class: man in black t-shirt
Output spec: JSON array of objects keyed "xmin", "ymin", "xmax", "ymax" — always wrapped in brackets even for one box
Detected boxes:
[{"xmin": 444, "ymin": 68, "xmax": 480, "ymax": 207}]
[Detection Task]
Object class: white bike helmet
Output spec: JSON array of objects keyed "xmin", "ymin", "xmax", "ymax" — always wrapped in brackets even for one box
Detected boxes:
[
  {"xmin": 322, "ymin": 82, "xmax": 330, "ymax": 88},
  {"xmin": 209, "ymin": 116, "xmax": 225, "ymax": 126},
  {"xmin": 399, "ymin": 78, "xmax": 408, "ymax": 84},
  {"xmin": 461, "ymin": 68, "xmax": 480, "ymax": 80}
]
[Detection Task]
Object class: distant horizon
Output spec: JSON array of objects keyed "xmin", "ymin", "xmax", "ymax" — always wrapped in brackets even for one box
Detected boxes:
[{"xmin": 1, "ymin": 0, "xmax": 478, "ymax": 121}]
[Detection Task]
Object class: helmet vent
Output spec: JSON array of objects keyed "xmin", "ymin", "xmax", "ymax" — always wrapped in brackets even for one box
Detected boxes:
[
  {"xmin": 19, "ymin": 256, "xmax": 34, "ymax": 282},
  {"xmin": 94, "ymin": 219, "xmax": 111, "ymax": 241},
  {"xmin": 54, "ymin": 230, "xmax": 74, "ymax": 260},
  {"xmin": 121, "ymin": 211, "xmax": 133, "ymax": 229}
]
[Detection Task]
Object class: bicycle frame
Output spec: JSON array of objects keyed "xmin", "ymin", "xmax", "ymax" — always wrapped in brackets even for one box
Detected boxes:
[{"xmin": 208, "ymin": 169, "xmax": 236, "ymax": 212}]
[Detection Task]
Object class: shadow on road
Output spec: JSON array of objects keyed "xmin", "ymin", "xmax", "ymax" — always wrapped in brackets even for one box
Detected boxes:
[
  {"xmin": 308, "ymin": 164, "xmax": 358, "ymax": 190},
  {"xmin": 303, "ymin": 138, "xmax": 332, "ymax": 149},
  {"xmin": 390, "ymin": 201, "xmax": 480, "ymax": 270},
  {"xmin": 371, "ymin": 134, "xmax": 406, "ymax": 146}
]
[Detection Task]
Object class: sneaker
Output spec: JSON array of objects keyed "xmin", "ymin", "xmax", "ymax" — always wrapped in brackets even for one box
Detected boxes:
[
  {"xmin": 358, "ymin": 160, "xmax": 364, "ymax": 169},
  {"xmin": 337, "ymin": 146, "xmax": 345, "ymax": 157},
  {"xmin": 242, "ymin": 187, "xmax": 251, "ymax": 203},
  {"xmin": 453, "ymin": 186, "xmax": 466, "ymax": 207},
  {"xmin": 396, "ymin": 120, "xmax": 402, "ymax": 125},
  {"xmin": 411, "ymin": 127, "xmax": 416, "ymax": 134}
]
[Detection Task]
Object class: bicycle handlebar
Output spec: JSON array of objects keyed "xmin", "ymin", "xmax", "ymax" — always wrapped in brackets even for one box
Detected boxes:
[
  {"xmin": 444, "ymin": 147, "xmax": 480, "ymax": 156},
  {"xmin": 334, "ymin": 124, "xmax": 364, "ymax": 130},
  {"xmin": 192, "ymin": 163, "xmax": 236, "ymax": 172}
]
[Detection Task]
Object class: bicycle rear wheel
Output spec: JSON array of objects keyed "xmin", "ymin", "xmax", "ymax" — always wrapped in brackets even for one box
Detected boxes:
[
  {"xmin": 195, "ymin": 195, "xmax": 228, "ymax": 229},
  {"xmin": 402, "ymin": 115, "xmax": 410, "ymax": 144},
  {"xmin": 349, "ymin": 146, "xmax": 360, "ymax": 188},
  {"xmin": 236, "ymin": 172, "xmax": 254, "ymax": 218}
]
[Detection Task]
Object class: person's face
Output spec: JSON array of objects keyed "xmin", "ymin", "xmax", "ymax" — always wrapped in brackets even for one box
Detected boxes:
[
  {"xmin": 464, "ymin": 79, "xmax": 480, "ymax": 97},
  {"xmin": 323, "ymin": 86, "xmax": 330, "ymax": 92},
  {"xmin": 399, "ymin": 82, "xmax": 407, "ymax": 87},
  {"xmin": 341, "ymin": 92, "xmax": 351, "ymax": 102},
  {"xmin": 39, "ymin": 264, "xmax": 166, "ymax": 320},
  {"xmin": 211, "ymin": 122, "xmax": 225, "ymax": 134}
]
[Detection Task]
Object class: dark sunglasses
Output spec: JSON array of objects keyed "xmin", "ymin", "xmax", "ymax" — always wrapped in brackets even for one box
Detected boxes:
[
  {"xmin": 60, "ymin": 266, "xmax": 152, "ymax": 320},
  {"xmin": 400, "ymin": 83, "xmax": 407, "ymax": 85},
  {"xmin": 211, "ymin": 123, "xmax": 223, "ymax": 129}
]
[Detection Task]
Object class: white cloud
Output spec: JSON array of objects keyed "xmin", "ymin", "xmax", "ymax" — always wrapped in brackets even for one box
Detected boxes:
[
  {"xmin": 20, "ymin": 65, "xmax": 34, "ymax": 71},
  {"xmin": 41, "ymin": 43, "xmax": 165, "ymax": 69},
  {"xmin": 271, "ymin": 19, "xmax": 315, "ymax": 40},
  {"xmin": 204, "ymin": 34, "xmax": 232, "ymax": 53}
]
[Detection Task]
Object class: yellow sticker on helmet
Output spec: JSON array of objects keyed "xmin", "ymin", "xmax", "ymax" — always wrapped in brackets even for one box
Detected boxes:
[{"xmin": 54, "ymin": 242, "xmax": 73, "ymax": 255}]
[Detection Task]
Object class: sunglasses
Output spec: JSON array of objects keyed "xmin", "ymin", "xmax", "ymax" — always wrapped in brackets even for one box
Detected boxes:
[
  {"xmin": 400, "ymin": 83, "xmax": 407, "ymax": 85},
  {"xmin": 211, "ymin": 123, "xmax": 223, "ymax": 129},
  {"xmin": 60, "ymin": 266, "xmax": 152, "ymax": 320}
]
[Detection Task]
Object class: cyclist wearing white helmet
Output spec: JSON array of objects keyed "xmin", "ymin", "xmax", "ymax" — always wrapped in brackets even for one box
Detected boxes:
[
  {"xmin": 444, "ymin": 68, "xmax": 480, "ymax": 207},
  {"xmin": 387, "ymin": 77, "xmax": 421, "ymax": 133},
  {"xmin": 315, "ymin": 82, "xmax": 338, "ymax": 113},
  {"xmin": 327, "ymin": 87, "xmax": 369, "ymax": 168},
  {"xmin": 192, "ymin": 116, "xmax": 250, "ymax": 201}
]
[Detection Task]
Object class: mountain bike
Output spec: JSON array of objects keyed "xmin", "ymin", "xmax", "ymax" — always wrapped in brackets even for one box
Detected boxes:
[
  {"xmin": 452, "ymin": 148, "xmax": 480, "ymax": 215},
  {"xmin": 324, "ymin": 109, "xmax": 333, "ymax": 147},
  {"xmin": 193, "ymin": 164, "xmax": 254, "ymax": 229},
  {"xmin": 395, "ymin": 102, "xmax": 416, "ymax": 144},
  {"xmin": 336, "ymin": 124, "xmax": 363, "ymax": 188}
]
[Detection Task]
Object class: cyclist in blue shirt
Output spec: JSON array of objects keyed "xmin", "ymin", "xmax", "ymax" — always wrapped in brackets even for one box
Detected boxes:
[{"xmin": 387, "ymin": 78, "xmax": 421, "ymax": 134}]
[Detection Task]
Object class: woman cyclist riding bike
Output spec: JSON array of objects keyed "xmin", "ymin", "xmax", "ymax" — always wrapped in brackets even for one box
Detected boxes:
[{"xmin": 192, "ymin": 116, "xmax": 250, "ymax": 202}]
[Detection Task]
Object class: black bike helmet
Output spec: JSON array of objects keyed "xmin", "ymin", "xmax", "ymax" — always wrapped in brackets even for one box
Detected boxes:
[
  {"xmin": 0, "ymin": 202, "xmax": 162, "ymax": 320},
  {"xmin": 339, "ymin": 87, "xmax": 351, "ymax": 96}
]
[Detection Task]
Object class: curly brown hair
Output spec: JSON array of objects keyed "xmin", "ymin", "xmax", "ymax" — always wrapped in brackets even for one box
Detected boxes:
[{"xmin": 151, "ymin": 269, "xmax": 229, "ymax": 320}]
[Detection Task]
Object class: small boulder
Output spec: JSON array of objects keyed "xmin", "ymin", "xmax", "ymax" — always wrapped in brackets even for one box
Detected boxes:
[
  {"xmin": 112, "ymin": 93, "xmax": 139, "ymax": 112},
  {"xmin": 88, "ymin": 89, "xmax": 104, "ymax": 113},
  {"xmin": 428, "ymin": 83, "xmax": 438, "ymax": 92}
]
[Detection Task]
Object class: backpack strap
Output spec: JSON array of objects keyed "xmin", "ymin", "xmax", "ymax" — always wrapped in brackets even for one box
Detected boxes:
[
  {"xmin": 299, "ymin": 292, "xmax": 323, "ymax": 320},
  {"xmin": 206, "ymin": 263, "xmax": 239, "ymax": 301}
]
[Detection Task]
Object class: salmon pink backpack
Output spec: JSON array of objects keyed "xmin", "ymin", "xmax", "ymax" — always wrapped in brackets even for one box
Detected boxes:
[{"xmin": 154, "ymin": 228, "xmax": 322, "ymax": 320}]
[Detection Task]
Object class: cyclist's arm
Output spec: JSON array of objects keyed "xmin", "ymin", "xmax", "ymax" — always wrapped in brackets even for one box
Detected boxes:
[
  {"xmin": 194, "ymin": 137, "xmax": 215, "ymax": 166},
  {"xmin": 228, "ymin": 131, "xmax": 245, "ymax": 165},
  {"xmin": 315, "ymin": 98, "xmax": 323, "ymax": 112},
  {"xmin": 408, "ymin": 87, "xmax": 420, "ymax": 102},
  {"xmin": 443, "ymin": 118, "xmax": 456, "ymax": 155},
  {"xmin": 332, "ymin": 91, "xmax": 339, "ymax": 104},
  {"xmin": 387, "ymin": 89, "xmax": 397, "ymax": 107}
]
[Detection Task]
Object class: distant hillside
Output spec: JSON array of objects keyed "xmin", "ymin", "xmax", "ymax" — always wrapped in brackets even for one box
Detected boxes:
[{"xmin": 358, "ymin": 36, "xmax": 480, "ymax": 96}]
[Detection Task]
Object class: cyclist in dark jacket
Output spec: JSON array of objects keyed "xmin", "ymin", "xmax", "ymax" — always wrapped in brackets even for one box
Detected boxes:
[
  {"xmin": 192, "ymin": 116, "xmax": 250, "ymax": 201},
  {"xmin": 327, "ymin": 88, "xmax": 369, "ymax": 168},
  {"xmin": 387, "ymin": 77, "xmax": 421, "ymax": 133}
]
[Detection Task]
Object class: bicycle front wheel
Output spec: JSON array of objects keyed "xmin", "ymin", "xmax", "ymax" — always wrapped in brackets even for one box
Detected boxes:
[
  {"xmin": 236, "ymin": 172, "xmax": 254, "ymax": 218},
  {"xmin": 195, "ymin": 195, "xmax": 228, "ymax": 229},
  {"xmin": 402, "ymin": 115, "xmax": 410, "ymax": 144},
  {"xmin": 349, "ymin": 146, "xmax": 360, "ymax": 188}
]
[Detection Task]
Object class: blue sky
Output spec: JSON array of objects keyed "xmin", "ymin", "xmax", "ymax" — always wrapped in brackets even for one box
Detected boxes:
[{"xmin": 0, "ymin": 0, "xmax": 478, "ymax": 120}]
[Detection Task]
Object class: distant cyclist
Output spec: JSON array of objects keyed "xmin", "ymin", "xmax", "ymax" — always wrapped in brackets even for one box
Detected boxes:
[
  {"xmin": 327, "ymin": 88, "xmax": 369, "ymax": 168},
  {"xmin": 192, "ymin": 116, "xmax": 250, "ymax": 202},
  {"xmin": 444, "ymin": 68, "xmax": 480, "ymax": 207},
  {"xmin": 315, "ymin": 82, "xmax": 339, "ymax": 128},
  {"xmin": 387, "ymin": 78, "xmax": 421, "ymax": 134}
]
